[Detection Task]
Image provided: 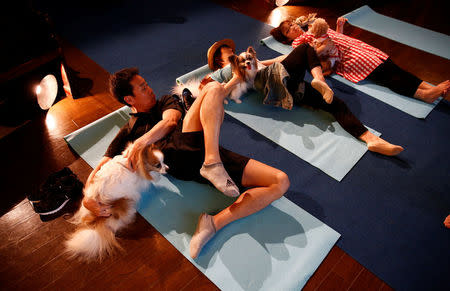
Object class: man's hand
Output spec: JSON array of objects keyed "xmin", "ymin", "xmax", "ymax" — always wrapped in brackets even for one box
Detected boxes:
[
  {"xmin": 83, "ymin": 197, "xmax": 112, "ymax": 217},
  {"xmin": 122, "ymin": 108, "xmax": 181, "ymax": 171}
]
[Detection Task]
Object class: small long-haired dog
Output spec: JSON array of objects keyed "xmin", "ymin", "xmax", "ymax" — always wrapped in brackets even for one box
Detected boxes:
[
  {"xmin": 65, "ymin": 143, "xmax": 168, "ymax": 261},
  {"xmin": 227, "ymin": 46, "xmax": 260, "ymax": 104}
]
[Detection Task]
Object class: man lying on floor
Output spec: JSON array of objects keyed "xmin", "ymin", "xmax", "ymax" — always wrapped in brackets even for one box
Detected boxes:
[{"xmin": 82, "ymin": 67, "xmax": 290, "ymax": 259}]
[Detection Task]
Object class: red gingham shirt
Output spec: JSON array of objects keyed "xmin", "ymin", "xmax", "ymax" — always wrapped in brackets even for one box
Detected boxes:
[{"xmin": 292, "ymin": 29, "xmax": 389, "ymax": 83}]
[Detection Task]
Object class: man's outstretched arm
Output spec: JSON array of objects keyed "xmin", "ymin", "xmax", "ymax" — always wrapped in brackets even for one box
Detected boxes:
[{"xmin": 124, "ymin": 108, "xmax": 182, "ymax": 169}]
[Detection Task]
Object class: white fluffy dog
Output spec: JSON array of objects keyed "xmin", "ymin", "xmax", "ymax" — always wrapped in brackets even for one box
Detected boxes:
[{"xmin": 65, "ymin": 143, "xmax": 167, "ymax": 261}]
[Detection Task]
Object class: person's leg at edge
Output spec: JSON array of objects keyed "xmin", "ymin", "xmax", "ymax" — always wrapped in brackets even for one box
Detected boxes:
[
  {"xmin": 301, "ymin": 84, "xmax": 404, "ymax": 156},
  {"xmin": 367, "ymin": 58, "xmax": 450, "ymax": 103},
  {"xmin": 189, "ymin": 159, "xmax": 290, "ymax": 258},
  {"xmin": 414, "ymin": 80, "xmax": 450, "ymax": 103},
  {"xmin": 182, "ymin": 82, "xmax": 239, "ymax": 197}
]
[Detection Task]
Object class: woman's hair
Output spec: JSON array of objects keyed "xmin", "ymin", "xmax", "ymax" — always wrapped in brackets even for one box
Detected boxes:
[
  {"xmin": 212, "ymin": 45, "xmax": 230, "ymax": 70},
  {"xmin": 270, "ymin": 20, "xmax": 294, "ymax": 45},
  {"xmin": 109, "ymin": 67, "xmax": 139, "ymax": 106}
]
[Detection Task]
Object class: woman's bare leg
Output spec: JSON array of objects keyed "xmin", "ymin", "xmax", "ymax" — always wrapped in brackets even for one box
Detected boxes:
[
  {"xmin": 414, "ymin": 80, "xmax": 450, "ymax": 103},
  {"xmin": 190, "ymin": 159, "xmax": 290, "ymax": 258}
]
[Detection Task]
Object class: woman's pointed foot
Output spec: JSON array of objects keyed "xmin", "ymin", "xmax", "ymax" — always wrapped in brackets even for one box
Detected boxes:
[
  {"xmin": 311, "ymin": 78, "xmax": 334, "ymax": 104},
  {"xmin": 367, "ymin": 140, "xmax": 404, "ymax": 156},
  {"xmin": 190, "ymin": 213, "xmax": 216, "ymax": 259}
]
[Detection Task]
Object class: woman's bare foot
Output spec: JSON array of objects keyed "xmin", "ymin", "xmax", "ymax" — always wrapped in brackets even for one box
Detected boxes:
[
  {"xmin": 414, "ymin": 80, "xmax": 450, "ymax": 103},
  {"xmin": 359, "ymin": 131, "xmax": 404, "ymax": 156},
  {"xmin": 367, "ymin": 140, "xmax": 404, "ymax": 156},
  {"xmin": 311, "ymin": 78, "xmax": 334, "ymax": 104}
]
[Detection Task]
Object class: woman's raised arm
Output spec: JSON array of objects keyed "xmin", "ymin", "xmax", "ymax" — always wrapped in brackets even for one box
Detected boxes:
[{"xmin": 336, "ymin": 17, "xmax": 347, "ymax": 34}]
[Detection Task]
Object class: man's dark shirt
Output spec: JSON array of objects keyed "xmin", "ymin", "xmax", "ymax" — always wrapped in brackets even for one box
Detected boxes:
[{"xmin": 104, "ymin": 94, "xmax": 183, "ymax": 158}]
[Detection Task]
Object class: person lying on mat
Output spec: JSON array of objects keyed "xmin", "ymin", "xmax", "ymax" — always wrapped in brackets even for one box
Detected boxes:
[
  {"xmin": 270, "ymin": 16, "xmax": 450, "ymax": 103},
  {"xmin": 84, "ymin": 68, "xmax": 241, "ymax": 208},
  {"xmin": 84, "ymin": 67, "xmax": 290, "ymax": 259},
  {"xmin": 203, "ymin": 38, "xmax": 403, "ymax": 157}
]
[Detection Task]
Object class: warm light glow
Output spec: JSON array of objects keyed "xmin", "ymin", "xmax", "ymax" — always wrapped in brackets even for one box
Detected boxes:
[
  {"xmin": 268, "ymin": 8, "xmax": 284, "ymax": 27},
  {"xmin": 61, "ymin": 63, "xmax": 73, "ymax": 98},
  {"xmin": 276, "ymin": 0, "xmax": 289, "ymax": 6},
  {"xmin": 36, "ymin": 74, "xmax": 58, "ymax": 110},
  {"xmin": 45, "ymin": 113, "xmax": 57, "ymax": 131}
]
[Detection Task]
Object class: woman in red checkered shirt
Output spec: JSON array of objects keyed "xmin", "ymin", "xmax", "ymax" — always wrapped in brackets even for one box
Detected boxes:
[{"xmin": 270, "ymin": 17, "xmax": 450, "ymax": 103}]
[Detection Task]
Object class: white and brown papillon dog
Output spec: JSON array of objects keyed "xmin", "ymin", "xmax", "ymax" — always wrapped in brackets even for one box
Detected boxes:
[
  {"xmin": 65, "ymin": 143, "xmax": 168, "ymax": 261},
  {"xmin": 226, "ymin": 46, "xmax": 261, "ymax": 104}
]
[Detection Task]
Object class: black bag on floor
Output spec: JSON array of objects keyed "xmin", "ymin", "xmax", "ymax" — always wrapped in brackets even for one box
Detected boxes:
[{"xmin": 27, "ymin": 167, "xmax": 84, "ymax": 221}]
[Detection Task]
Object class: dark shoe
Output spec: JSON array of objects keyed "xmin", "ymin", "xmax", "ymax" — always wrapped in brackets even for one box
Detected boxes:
[
  {"xmin": 27, "ymin": 167, "xmax": 84, "ymax": 221},
  {"xmin": 182, "ymin": 88, "xmax": 196, "ymax": 111}
]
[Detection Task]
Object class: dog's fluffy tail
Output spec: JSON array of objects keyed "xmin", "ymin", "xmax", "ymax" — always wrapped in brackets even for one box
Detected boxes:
[
  {"xmin": 171, "ymin": 78, "xmax": 201, "ymax": 98},
  {"xmin": 65, "ymin": 220, "xmax": 122, "ymax": 261}
]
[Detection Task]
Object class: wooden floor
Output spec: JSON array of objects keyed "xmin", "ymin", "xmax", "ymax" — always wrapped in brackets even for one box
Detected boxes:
[{"xmin": 1, "ymin": 0, "xmax": 448, "ymax": 290}]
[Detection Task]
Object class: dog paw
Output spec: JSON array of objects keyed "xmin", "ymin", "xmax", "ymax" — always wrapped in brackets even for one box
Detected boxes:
[{"xmin": 235, "ymin": 99, "xmax": 242, "ymax": 104}]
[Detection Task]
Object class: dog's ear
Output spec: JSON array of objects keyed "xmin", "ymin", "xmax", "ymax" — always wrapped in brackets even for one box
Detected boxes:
[
  {"xmin": 228, "ymin": 54, "xmax": 245, "ymax": 80},
  {"xmin": 247, "ymin": 46, "xmax": 256, "ymax": 57},
  {"xmin": 135, "ymin": 144, "xmax": 163, "ymax": 181},
  {"xmin": 135, "ymin": 145, "xmax": 152, "ymax": 181},
  {"xmin": 228, "ymin": 54, "xmax": 239, "ymax": 66}
]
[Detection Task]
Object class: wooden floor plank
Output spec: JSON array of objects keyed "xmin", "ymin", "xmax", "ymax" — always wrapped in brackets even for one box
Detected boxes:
[
  {"xmin": 329, "ymin": 251, "xmax": 365, "ymax": 288},
  {"xmin": 348, "ymin": 268, "xmax": 387, "ymax": 291},
  {"xmin": 303, "ymin": 246, "xmax": 345, "ymax": 291},
  {"xmin": 181, "ymin": 273, "xmax": 220, "ymax": 291}
]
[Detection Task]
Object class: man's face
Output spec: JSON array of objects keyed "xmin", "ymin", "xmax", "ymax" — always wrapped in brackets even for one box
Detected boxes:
[{"xmin": 129, "ymin": 75, "xmax": 156, "ymax": 111}]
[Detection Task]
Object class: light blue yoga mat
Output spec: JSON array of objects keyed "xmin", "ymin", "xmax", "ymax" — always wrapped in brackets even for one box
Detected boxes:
[
  {"xmin": 260, "ymin": 35, "xmax": 441, "ymax": 119},
  {"xmin": 64, "ymin": 108, "xmax": 341, "ymax": 291},
  {"xmin": 176, "ymin": 66, "xmax": 380, "ymax": 182},
  {"xmin": 343, "ymin": 5, "xmax": 450, "ymax": 60}
]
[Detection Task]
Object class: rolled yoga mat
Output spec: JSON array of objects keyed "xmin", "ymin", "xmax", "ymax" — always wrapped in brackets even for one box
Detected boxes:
[
  {"xmin": 260, "ymin": 35, "xmax": 441, "ymax": 119},
  {"xmin": 64, "ymin": 107, "xmax": 341, "ymax": 291},
  {"xmin": 176, "ymin": 66, "xmax": 381, "ymax": 182},
  {"xmin": 342, "ymin": 5, "xmax": 450, "ymax": 60}
]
